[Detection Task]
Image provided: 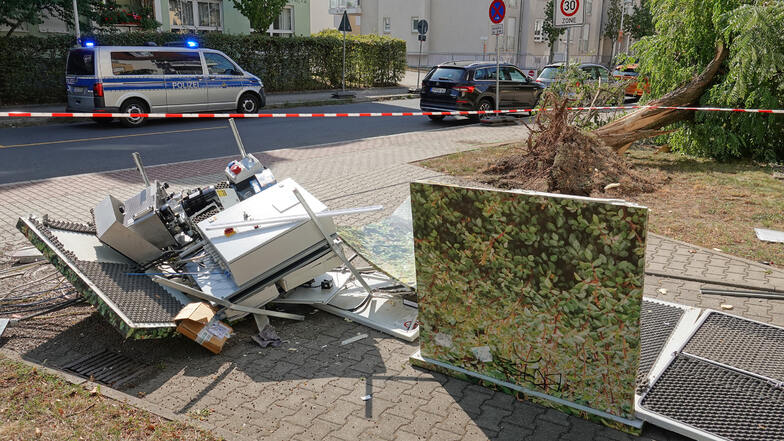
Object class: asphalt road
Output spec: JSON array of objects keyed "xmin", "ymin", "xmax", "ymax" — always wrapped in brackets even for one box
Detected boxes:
[{"xmin": 0, "ymin": 99, "xmax": 479, "ymax": 185}]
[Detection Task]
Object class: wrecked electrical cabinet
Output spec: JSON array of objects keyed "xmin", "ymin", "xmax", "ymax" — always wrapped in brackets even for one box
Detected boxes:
[{"xmin": 16, "ymin": 118, "xmax": 419, "ymax": 352}]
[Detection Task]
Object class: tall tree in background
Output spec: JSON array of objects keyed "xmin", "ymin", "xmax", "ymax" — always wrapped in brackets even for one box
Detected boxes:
[
  {"xmin": 0, "ymin": 0, "xmax": 100, "ymax": 37},
  {"xmin": 602, "ymin": 0, "xmax": 625, "ymax": 41},
  {"xmin": 543, "ymin": 0, "xmax": 566, "ymax": 63},
  {"xmin": 625, "ymin": 0, "xmax": 654, "ymax": 40},
  {"xmin": 231, "ymin": 0, "xmax": 289, "ymax": 33},
  {"xmin": 593, "ymin": 0, "xmax": 784, "ymax": 161}
]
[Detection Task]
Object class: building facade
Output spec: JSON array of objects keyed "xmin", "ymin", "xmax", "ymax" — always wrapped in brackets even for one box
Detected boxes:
[
  {"xmin": 3, "ymin": 0, "xmax": 330, "ymax": 38},
  {"xmin": 328, "ymin": 0, "xmax": 638, "ymax": 75}
]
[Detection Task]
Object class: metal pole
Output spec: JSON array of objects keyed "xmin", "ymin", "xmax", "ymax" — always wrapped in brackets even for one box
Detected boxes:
[
  {"xmin": 342, "ymin": 29, "xmax": 347, "ymax": 93},
  {"xmin": 72, "ymin": 0, "xmax": 81, "ymax": 44},
  {"xmin": 416, "ymin": 39, "xmax": 423, "ymax": 91},
  {"xmin": 495, "ymin": 34, "xmax": 500, "ymax": 112},
  {"xmin": 565, "ymin": 28, "xmax": 570, "ymax": 67},
  {"xmin": 228, "ymin": 118, "xmax": 247, "ymax": 158},
  {"xmin": 131, "ymin": 152, "xmax": 151, "ymax": 187}
]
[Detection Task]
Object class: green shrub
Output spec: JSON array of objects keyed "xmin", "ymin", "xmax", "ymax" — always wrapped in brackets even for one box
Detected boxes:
[{"xmin": 0, "ymin": 32, "xmax": 406, "ymax": 105}]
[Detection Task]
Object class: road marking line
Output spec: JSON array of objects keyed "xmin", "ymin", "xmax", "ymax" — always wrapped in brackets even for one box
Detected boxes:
[{"xmin": 0, "ymin": 125, "xmax": 226, "ymax": 149}]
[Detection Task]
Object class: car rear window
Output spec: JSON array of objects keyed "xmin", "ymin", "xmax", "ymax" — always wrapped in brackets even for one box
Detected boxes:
[
  {"xmin": 538, "ymin": 66, "xmax": 561, "ymax": 80},
  {"xmin": 66, "ymin": 49, "xmax": 95, "ymax": 76},
  {"xmin": 428, "ymin": 67, "xmax": 466, "ymax": 82}
]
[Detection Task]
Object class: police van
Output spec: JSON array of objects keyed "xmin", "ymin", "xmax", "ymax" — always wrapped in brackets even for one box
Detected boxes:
[{"xmin": 66, "ymin": 42, "xmax": 265, "ymax": 127}]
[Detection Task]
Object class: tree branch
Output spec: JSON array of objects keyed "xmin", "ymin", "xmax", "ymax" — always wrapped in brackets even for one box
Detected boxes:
[{"xmin": 593, "ymin": 43, "xmax": 730, "ymax": 151}]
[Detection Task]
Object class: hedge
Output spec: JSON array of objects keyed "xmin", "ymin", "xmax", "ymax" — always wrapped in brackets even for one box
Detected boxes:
[{"xmin": 0, "ymin": 31, "xmax": 407, "ymax": 105}]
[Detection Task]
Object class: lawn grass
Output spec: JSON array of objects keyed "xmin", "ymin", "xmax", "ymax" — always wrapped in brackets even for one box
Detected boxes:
[
  {"xmin": 0, "ymin": 355, "xmax": 220, "ymax": 441},
  {"xmin": 419, "ymin": 144, "xmax": 784, "ymax": 267}
]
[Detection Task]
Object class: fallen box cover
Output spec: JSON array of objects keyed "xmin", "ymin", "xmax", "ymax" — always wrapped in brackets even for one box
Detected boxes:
[{"xmin": 174, "ymin": 302, "xmax": 233, "ymax": 354}]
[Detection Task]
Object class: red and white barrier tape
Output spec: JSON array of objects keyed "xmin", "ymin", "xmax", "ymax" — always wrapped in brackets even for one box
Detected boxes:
[{"xmin": 1, "ymin": 105, "xmax": 782, "ymax": 119}]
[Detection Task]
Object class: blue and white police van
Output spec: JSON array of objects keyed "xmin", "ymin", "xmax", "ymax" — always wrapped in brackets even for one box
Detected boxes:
[{"xmin": 66, "ymin": 41, "xmax": 265, "ymax": 127}]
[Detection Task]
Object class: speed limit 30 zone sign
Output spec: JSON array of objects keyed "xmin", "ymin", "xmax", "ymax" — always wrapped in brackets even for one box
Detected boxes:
[{"xmin": 554, "ymin": 0, "xmax": 584, "ymax": 26}]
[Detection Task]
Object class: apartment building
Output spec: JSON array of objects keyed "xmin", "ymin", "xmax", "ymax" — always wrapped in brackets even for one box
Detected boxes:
[
  {"xmin": 328, "ymin": 0, "xmax": 636, "ymax": 75},
  {"xmin": 4, "ymin": 0, "xmax": 331, "ymax": 38}
]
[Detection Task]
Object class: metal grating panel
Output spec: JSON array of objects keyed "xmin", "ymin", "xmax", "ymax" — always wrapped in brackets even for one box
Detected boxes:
[
  {"xmin": 78, "ymin": 261, "xmax": 183, "ymax": 324},
  {"xmin": 30, "ymin": 217, "xmax": 182, "ymax": 325},
  {"xmin": 684, "ymin": 313, "xmax": 784, "ymax": 383},
  {"xmin": 637, "ymin": 300, "xmax": 684, "ymax": 385},
  {"xmin": 63, "ymin": 350, "xmax": 148, "ymax": 389},
  {"xmin": 641, "ymin": 354, "xmax": 784, "ymax": 441}
]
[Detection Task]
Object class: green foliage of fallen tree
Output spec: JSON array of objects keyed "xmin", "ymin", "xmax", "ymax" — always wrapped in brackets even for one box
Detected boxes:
[{"xmin": 634, "ymin": 0, "xmax": 784, "ymax": 161}]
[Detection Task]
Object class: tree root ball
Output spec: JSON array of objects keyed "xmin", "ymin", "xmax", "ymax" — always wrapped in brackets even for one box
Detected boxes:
[{"xmin": 482, "ymin": 93, "xmax": 662, "ymax": 197}]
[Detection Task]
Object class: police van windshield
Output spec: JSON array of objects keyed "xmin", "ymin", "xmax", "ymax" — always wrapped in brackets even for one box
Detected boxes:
[{"xmin": 66, "ymin": 49, "xmax": 95, "ymax": 76}]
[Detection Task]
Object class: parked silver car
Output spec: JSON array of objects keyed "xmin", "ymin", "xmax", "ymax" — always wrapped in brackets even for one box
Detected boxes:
[
  {"xmin": 66, "ymin": 43, "xmax": 265, "ymax": 127},
  {"xmin": 535, "ymin": 62, "xmax": 612, "ymax": 88}
]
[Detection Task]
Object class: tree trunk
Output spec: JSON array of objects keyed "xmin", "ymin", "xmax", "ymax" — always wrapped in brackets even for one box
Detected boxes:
[{"xmin": 593, "ymin": 43, "xmax": 729, "ymax": 152}]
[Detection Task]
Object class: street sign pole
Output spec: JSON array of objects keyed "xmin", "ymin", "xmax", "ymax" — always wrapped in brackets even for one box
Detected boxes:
[
  {"xmin": 565, "ymin": 27, "xmax": 570, "ymax": 68},
  {"xmin": 496, "ymin": 34, "xmax": 500, "ymax": 112},
  {"xmin": 415, "ymin": 20, "xmax": 429, "ymax": 92},
  {"xmin": 489, "ymin": 0, "xmax": 506, "ymax": 114},
  {"xmin": 334, "ymin": 11, "xmax": 355, "ymax": 98},
  {"xmin": 417, "ymin": 39, "xmax": 423, "ymax": 90}
]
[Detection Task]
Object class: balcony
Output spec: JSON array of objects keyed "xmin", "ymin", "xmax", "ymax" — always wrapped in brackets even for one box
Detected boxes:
[{"xmin": 329, "ymin": 0, "xmax": 361, "ymax": 15}]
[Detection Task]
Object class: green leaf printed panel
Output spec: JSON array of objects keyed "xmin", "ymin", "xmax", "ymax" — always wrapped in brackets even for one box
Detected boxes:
[{"xmin": 411, "ymin": 182, "xmax": 647, "ymax": 419}]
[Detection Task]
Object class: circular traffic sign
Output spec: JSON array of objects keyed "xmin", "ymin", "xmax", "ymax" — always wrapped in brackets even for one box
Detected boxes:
[
  {"xmin": 489, "ymin": 0, "xmax": 506, "ymax": 24},
  {"xmin": 417, "ymin": 19, "xmax": 429, "ymax": 35},
  {"xmin": 560, "ymin": 0, "xmax": 580, "ymax": 17}
]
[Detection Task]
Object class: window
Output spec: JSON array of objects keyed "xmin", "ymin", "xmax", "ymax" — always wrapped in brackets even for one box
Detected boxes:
[
  {"xmin": 411, "ymin": 17, "xmax": 420, "ymax": 33},
  {"xmin": 111, "ymin": 52, "xmax": 165, "ymax": 75},
  {"xmin": 473, "ymin": 67, "xmax": 498, "ymax": 81},
  {"xmin": 170, "ymin": 0, "xmax": 222, "ymax": 31},
  {"xmin": 204, "ymin": 53, "xmax": 241, "ymax": 76},
  {"xmin": 534, "ymin": 19, "xmax": 545, "ymax": 43},
  {"xmin": 503, "ymin": 67, "xmax": 527, "ymax": 82},
  {"xmin": 586, "ymin": 0, "xmax": 592, "ymax": 15},
  {"xmin": 269, "ymin": 6, "xmax": 294, "ymax": 36},
  {"xmin": 158, "ymin": 52, "xmax": 203, "ymax": 75},
  {"xmin": 67, "ymin": 50, "xmax": 95, "ymax": 76},
  {"xmin": 383, "ymin": 17, "xmax": 391, "ymax": 33},
  {"xmin": 427, "ymin": 67, "xmax": 465, "ymax": 82},
  {"xmin": 597, "ymin": 66, "xmax": 610, "ymax": 82},
  {"xmin": 580, "ymin": 23, "xmax": 590, "ymax": 52}
]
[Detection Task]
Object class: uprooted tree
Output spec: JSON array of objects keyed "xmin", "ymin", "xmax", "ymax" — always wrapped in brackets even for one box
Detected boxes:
[{"xmin": 594, "ymin": 0, "xmax": 784, "ymax": 161}]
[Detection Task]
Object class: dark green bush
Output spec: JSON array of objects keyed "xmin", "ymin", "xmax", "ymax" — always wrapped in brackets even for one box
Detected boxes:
[{"xmin": 0, "ymin": 31, "xmax": 406, "ymax": 105}]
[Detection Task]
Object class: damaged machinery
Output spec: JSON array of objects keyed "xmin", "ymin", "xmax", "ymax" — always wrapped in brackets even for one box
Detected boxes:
[{"xmin": 16, "ymin": 119, "xmax": 419, "ymax": 351}]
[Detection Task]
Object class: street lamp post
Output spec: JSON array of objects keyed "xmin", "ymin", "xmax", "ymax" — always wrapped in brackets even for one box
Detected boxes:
[{"xmin": 72, "ymin": 0, "xmax": 81, "ymax": 44}]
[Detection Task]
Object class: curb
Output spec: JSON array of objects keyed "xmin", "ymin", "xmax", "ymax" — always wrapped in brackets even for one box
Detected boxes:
[{"xmin": 0, "ymin": 348, "xmax": 250, "ymax": 441}]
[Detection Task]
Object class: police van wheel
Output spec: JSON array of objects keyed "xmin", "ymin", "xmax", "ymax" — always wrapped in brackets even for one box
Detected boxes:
[
  {"xmin": 238, "ymin": 93, "xmax": 260, "ymax": 114},
  {"xmin": 120, "ymin": 99, "xmax": 147, "ymax": 128}
]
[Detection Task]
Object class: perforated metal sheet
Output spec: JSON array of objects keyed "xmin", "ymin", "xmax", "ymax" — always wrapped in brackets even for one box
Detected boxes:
[
  {"xmin": 684, "ymin": 313, "xmax": 784, "ymax": 383},
  {"xmin": 29, "ymin": 217, "xmax": 182, "ymax": 325},
  {"xmin": 78, "ymin": 261, "xmax": 183, "ymax": 324},
  {"xmin": 641, "ymin": 354, "xmax": 784, "ymax": 441},
  {"xmin": 638, "ymin": 300, "xmax": 684, "ymax": 385}
]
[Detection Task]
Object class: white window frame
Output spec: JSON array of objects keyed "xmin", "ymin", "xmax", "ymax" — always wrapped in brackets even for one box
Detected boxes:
[
  {"xmin": 383, "ymin": 17, "xmax": 391, "ymax": 34},
  {"xmin": 268, "ymin": 6, "xmax": 295, "ymax": 36},
  {"xmin": 170, "ymin": 0, "xmax": 223, "ymax": 32},
  {"xmin": 411, "ymin": 17, "xmax": 420, "ymax": 33},
  {"xmin": 534, "ymin": 19, "xmax": 545, "ymax": 42}
]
